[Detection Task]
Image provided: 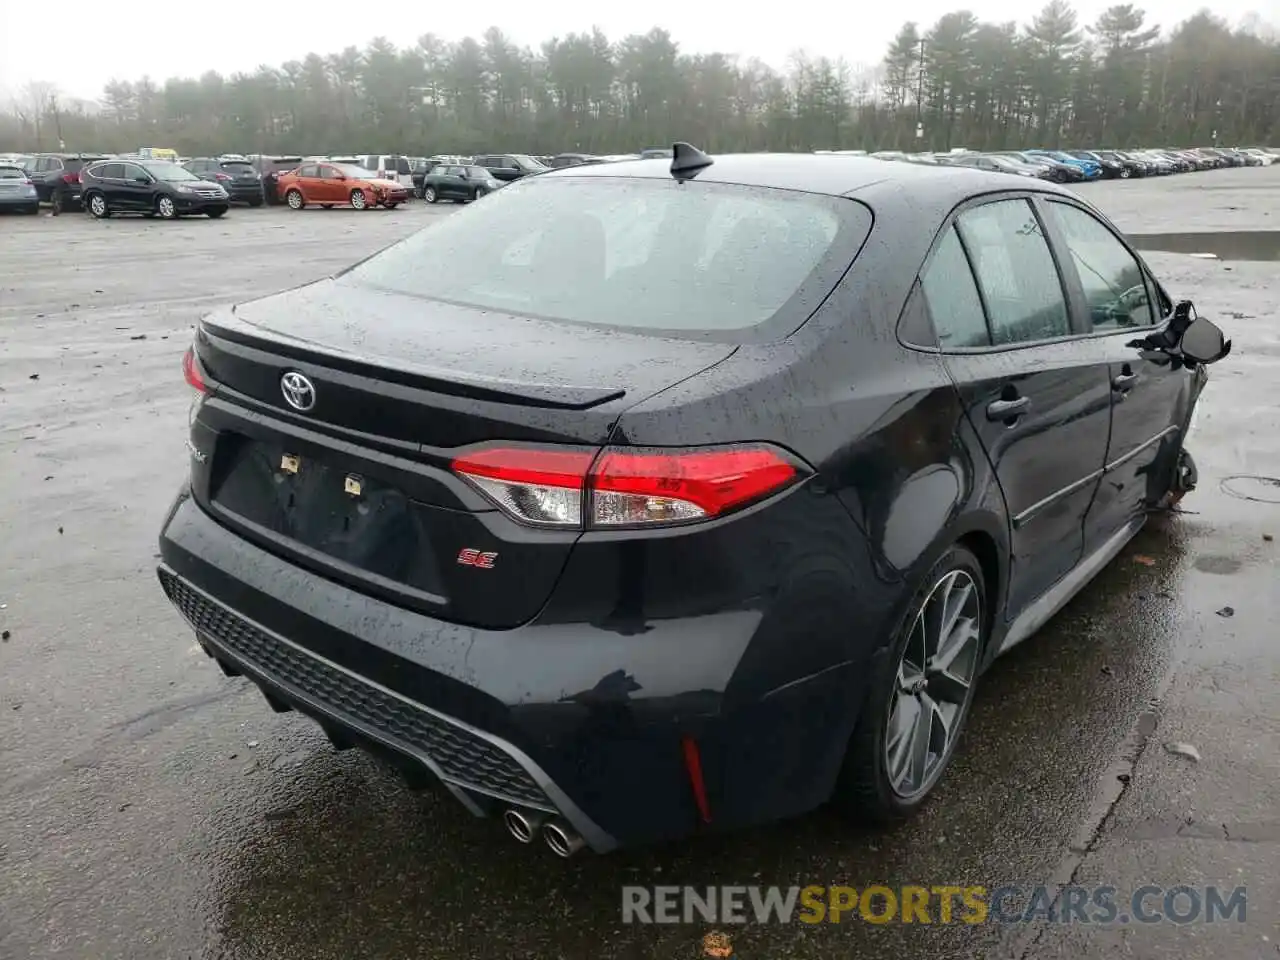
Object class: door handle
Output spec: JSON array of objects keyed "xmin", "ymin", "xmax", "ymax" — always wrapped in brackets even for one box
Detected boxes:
[
  {"xmin": 986, "ymin": 396, "xmax": 1030, "ymax": 421},
  {"xmin": 1112, "ymin": 372, "xmax": 1138, "ymax": 392}
]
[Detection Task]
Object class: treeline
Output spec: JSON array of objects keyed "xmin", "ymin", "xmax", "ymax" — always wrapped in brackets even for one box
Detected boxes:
[{"xmin": 4, "ymin": 3, "xmax": 1278, "ymax": 157}]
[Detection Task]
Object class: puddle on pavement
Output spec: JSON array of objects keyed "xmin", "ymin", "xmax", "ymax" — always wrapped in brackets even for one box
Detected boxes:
[{"xmin": 1128, "ymin": 230, "xmax": 1280, "ymax": 262}]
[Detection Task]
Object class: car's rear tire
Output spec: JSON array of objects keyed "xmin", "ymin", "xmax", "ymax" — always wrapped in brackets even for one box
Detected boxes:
[
  {"xmin": 833, "ymin": 544, "xmax": 986, "ymax": 823},
  {"xmin": 424, "ymin": 187, "xmax": 437, "ymax": 204},
  {"xmin": 86, "ymin": 192, "xmax": 110, "ymax": 219},
  {"xmin": 1120, "ymin": 167, "xmax": 1132, "ymax": 179},
  {"xmin": 350, "ymin": 189, "xmax": 367, "ymax": 210},
  {"xmin": 248, "ymin": 199, "xmax": 263, "ymax": 208},
  {"xmin": 1052, "ymin": 169, "xmax": 1067, "ymax": 183},
  {"xmin": 384, "ymin": 202, "xmax": 399, "ymax": 210},
  {"xmin": 286, "ymin": 189, "xmax": 305, "ymax": 210},
  {"xmin": 23, "ymin": 205, "xmax": 39, "ymax": 215},
  {"xmin": 157, "ymin": 195, "xmax": 179, "ymax": 220}
]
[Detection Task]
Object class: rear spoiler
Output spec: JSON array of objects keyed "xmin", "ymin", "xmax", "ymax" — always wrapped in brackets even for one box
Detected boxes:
[{"xmin": 199, "ymin": 316, "xmax": 626, "ymax": 411}]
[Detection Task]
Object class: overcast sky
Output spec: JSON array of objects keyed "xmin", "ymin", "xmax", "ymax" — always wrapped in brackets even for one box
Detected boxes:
[{"xmin": 1, "ymin": 0, "xmax": 1275, "ymax": 103}]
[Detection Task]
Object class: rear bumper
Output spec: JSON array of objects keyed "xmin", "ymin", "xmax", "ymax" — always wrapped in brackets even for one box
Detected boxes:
[
  {"xmin": 222, "ymin": 183, "xmax": 264, "ymax": 202},
  {"xmin": 0, "ymin": 192, "xmax": 39, "ymax": 208},
  {"xmin": 157, "ymin": 485, "xmax": 875, "ymax": 849}
]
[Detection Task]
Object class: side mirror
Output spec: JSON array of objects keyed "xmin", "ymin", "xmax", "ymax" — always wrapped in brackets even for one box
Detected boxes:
[{"xmin": 1180, "ymin": 316, "xmax": 1232, "ymax": 364}]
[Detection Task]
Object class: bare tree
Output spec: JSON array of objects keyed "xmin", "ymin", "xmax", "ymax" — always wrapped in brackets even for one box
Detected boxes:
[{"xmin": 12, "ymin": 81, "xmax": 60, "ymax": 149}]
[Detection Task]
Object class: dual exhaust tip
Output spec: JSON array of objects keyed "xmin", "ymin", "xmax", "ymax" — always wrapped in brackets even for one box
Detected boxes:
[{"xmin": 503, "ymin": 808, "xmax": 585, "ymax": 858}]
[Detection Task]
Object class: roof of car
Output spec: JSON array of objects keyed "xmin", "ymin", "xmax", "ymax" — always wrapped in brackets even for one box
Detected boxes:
[{"xmin": 541, "ymin": 152, "xmax": 1074, "ymax": 203}]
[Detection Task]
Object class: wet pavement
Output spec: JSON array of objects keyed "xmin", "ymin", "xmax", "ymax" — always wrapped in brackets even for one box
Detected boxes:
[{"xmin": 2, "ymin": 168, "xmax": 1277, "ymax": 959}]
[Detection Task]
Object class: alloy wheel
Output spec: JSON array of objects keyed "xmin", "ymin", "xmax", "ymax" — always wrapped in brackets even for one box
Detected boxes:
[
  {"xmin": 424, "ymin": 187, "xmax": 437, "ymax": 203},
  {"xmin": 158, "ymin": 196, "xmax": 176, "ymax": 219},
  {"xmin": 351, "ymin": 190, "xmax": 367, "ymax": 210},
  {"xmin": 884, "ymin": 569, "xmax": 981, "ymax": 799},
  {"xmin": 89, "ymin": 195, "xmax": 107, "ymax": 218},
  {"xmin": 287, "ymin": 190, "xmax": 303, "ymax": 210}
]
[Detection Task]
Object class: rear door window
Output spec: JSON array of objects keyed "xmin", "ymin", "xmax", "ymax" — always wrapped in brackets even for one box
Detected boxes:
[
  {"xmin": 96, "ymin": 162, "xmax": 125, "ymax": 179},
  {"xmin": 920, "ymin": 226, "xmax": 990, "ymax": 348},
  {"xmin": 1042, "ymin": 201, "xmax": 1157, "ymax": 331},
  {"xmin": 957, "ymin": 199, "xmax": 1071, "ymax": 346},
  {"xmin": 395, "ymin": 156, "xmax": 411, "ymax": 175}
]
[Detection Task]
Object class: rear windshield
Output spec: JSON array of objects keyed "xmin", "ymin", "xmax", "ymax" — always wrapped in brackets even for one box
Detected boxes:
[
  {"xmin": 220, "ymin": 161, "xmax": 255, "ymax": 173},
  {"xmin": 342, "ymin": 176, "xmax": 868, "ymax": 342},
  {"xmin": 0, "ymin": 166, "xmax": 25, "ymax": 178}
]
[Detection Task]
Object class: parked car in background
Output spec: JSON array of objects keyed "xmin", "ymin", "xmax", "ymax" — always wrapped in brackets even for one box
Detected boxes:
[
  {"xmin": 161, "ymin": 149, "xmax": 1230, "ymax": 857},
  {"xmin": 475, "ymin": 153, "xmax": 549, "ymax": 182},
  {"xmin": 948, "ymin": 153, "xmax": 1049, "ymax": 179},
  {"xmin": 359, "ymin": 155, "xmax": 416, "ymax": 190},
  {"xmin": 549, "ymin": 153, "xmax": 602, "ymax": 168},
  {"xmin": 81, "ymin": 159, "xmax": 229, "ymax": 219},
  {"xmin": 249, "ymin": 156, "xmax": 304, "ymax": 206},
  {"xmin": 183, "ymin": 157, "xmax": 265, "ymax": 206},
  {"xmin": 1241, "ymin": 148, "xmax": 1275, "ymax": 165},
  {"xmin": 25, "ymin": 153, "xmax": 107, "ymax": 211},
  {"xmin": 1026, "ymin": 149, "xmax": 1102, "ymax": 179},
  {"xmin": 421, "ymin": 164, "xmax": 502, "ymax": 203},
  {"xmin": 638, "ymin": 147, "xmax": 674, "ymax": 159},
  {"xmin": 1067, "ymin": 150, "xmax": 1128, "ymax": 179},
  {"xmin": 1086, "ymin": 150, "xmax": 1145, "ymax": 178},
  {"xmin": 999, "ymin": 152, "xmax": 1084, "ymax": 182},
  {"xmin": 1126, "ymin": 150, "xmax": 1172, "ymax": 175},
  {"xmin": 277, "ymin": 162, "xmax": 409, "ymax": 210},
  {"xmin": 0, "ymin": 162, "xmax": 40, "ymax": 214}
]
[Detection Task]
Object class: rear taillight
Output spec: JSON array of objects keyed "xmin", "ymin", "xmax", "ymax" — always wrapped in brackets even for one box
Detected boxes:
[
  {"xmin": 182, "ymin": 347, "xmax": 209, "ymax": 393},
  {"xmin": 215, "ymin": 173, "xmax": 232, "ymax": 181},
  {"xmin": 62, "ymin": 172, "xmax": 80, "ymax": 184},
  {"xmin": 451, "ymin": 444, "xmax": 801, "ymax": 529}
]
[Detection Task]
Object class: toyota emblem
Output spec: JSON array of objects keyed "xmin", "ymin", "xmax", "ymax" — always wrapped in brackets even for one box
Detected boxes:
[{"xmin": 280, "ymin": 371, "xmax": 316, "ymax": 412}]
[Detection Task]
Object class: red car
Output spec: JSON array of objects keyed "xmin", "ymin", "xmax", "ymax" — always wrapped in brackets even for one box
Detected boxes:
[{"xmin": 277, "ymin": 161, "xmax": 408, "ymax": 210}]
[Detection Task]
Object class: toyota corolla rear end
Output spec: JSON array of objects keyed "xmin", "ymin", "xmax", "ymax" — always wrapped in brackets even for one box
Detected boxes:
[{"xmin": 157, "ymin": 164, "xmax": 879, "ymax": 853}]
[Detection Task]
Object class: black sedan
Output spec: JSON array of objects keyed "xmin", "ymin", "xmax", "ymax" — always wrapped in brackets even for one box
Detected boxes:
[{"xmin": 158, "ymin": 146, "xmax": 1229, "ymax": 856}]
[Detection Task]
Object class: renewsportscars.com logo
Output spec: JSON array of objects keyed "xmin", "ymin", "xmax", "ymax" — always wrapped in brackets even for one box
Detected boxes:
[{"xmin": 621, "ymin": 884, "xmax": 1248, "ymax": 926}]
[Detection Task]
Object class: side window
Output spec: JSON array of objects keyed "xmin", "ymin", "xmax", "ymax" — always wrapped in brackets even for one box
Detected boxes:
[
  {"xmin": 99, "ymin": 163, "xmax": 125, "ymax": 179},
  {"xmin": 920, "ymin": 226, "xmax": 991, "ymax": 348},
  {"xmin": 298, "ymin": 164, "xmax": 319, "ymax": 178},
  {"xmin": 1043, "ymin": 201, "xmax": 1157, "ymax": 331},
  {"xmin": 121, "ymin": 163, "xmax": 147, "ymax": 181},
  {"xmin": 957, "ymin": 199, "xmax": 1071, "ymax": 346},
  {"xmin": 395, "ymin": 156, "xmax": 411, "ymax": 175}
]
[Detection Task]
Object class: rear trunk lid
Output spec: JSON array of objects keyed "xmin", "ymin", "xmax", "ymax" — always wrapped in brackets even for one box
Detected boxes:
[{"xmin": 189, "ymin": 277, "xmax": 735, "ymax": 629}]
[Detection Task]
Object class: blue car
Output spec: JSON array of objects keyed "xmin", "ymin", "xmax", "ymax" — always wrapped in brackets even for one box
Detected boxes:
[{"xmin": 1026, "ymin": 149, "xmax": 1103, "ymax": 179}]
